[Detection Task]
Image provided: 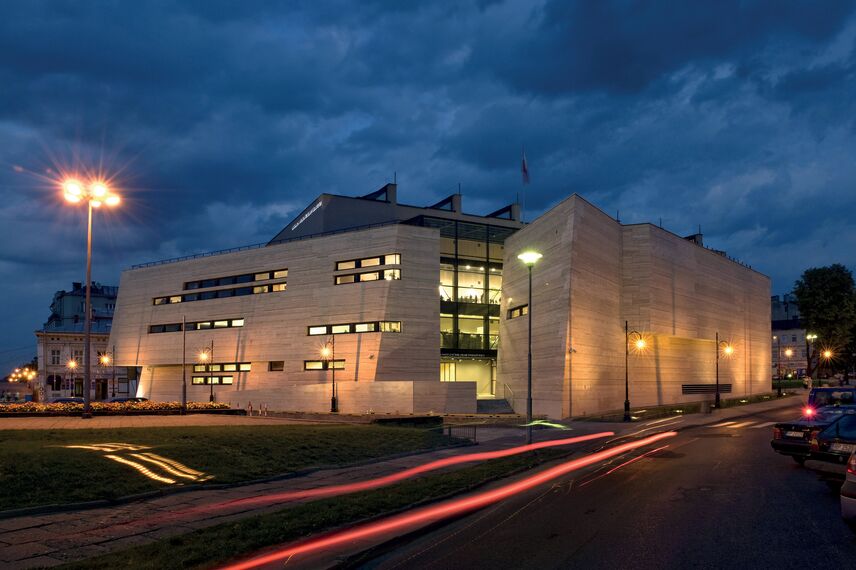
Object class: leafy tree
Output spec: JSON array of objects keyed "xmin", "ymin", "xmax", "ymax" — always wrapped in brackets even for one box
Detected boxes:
[{"xmin": 794, "ymin": 264, "xmax": 856, "ymax": 377}]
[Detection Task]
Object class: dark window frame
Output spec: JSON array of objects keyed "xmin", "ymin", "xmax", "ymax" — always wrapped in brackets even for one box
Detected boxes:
[
  {"xmin": 334, "ymin": 269, "xmax": 401, "ymax": 285},
  {"xmin": 304, "ymin": 359, "xmax": 345, "ymax": 370},
  {"xmin": 307, "ymin": 321, "xmax": 401, "ymax": 336},
  {"xmin": 335, "ymin": 253, "xmax": 401, "ymax": 271},
  {"xmin": 183, "ymin": 268, "xmax": 288, "ymax": 291},
  {"xmin": 507, "ymin": 304, "xmax": 529, "ymax": 319}
]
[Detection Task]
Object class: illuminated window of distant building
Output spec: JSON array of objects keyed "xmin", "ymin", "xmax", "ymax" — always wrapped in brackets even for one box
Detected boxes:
[
  {"xmin": 304, "ymin": 360, "xmax": 345, "ymax": 370},
  {"xmin": 269, "ymin": 361, "xmax": 284, "ymax": 371},
  {"xmin": 507, "ymin": 305, "xmax": 528, "ymax": 319}
]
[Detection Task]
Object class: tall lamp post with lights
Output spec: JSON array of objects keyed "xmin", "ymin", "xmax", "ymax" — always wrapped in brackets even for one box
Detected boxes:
[
  {"xmin": 321, "ymin": 337, "xmax": 338, "ymax": 413},
  {"xmin": 773, "ymin": 335, "xmax": 782, "ymax": 397},
  {"xmin": 517, "ymin": 250, "xmax": 542, "ymax": 444},
  {"xmin": 61, "ymin": 179, "xmax": 120, "ymax": 418},
  {"xmin": 198, "ymin": 342, "xmax": 214, "ymax": 402},
  {"xmin": 715, "ymin": 333, "xmax": 734, "ymax": 408},
  {"xmin": 99, "ymin": 349, "xmax": 116, "ymax": 399},
  {"xmin": 806, "ymin": 333, "xmax": 818, "ymax": 388},
  {"xmin": 624, "ymin": 322, "xmax": 647, "ymax": 422},
  {"xmin": 66, "ymin": 359, "xmax": 78, "ymax": 395}
]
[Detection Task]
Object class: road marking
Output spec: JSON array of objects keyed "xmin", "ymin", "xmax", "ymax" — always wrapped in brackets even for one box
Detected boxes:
[
  {"xmin": 726, "ymin": 421, "xmax": 756, "ymax": 429},
  {"xmin": 710, "ymin": 421, "xmax": 735, "ymax": 428},
  {"xmin": 749, "ymin": 421, "xmax": 777, "ymax": 429}
]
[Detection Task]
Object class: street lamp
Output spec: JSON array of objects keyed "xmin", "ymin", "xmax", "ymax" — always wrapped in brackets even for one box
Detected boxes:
[
  {"xmin": 715, "ymin": 333, "xmax": 734, "ymax": 408},
  {"xmin": 806, "ymin": 333, "xmax": 818, "ymax": 388},
  {"xmin": 66, "ymin": 359, "xmax": 78, "ymax": 394},
  {"xmin": 773, "ymin": 335, "xmax": 783, "ymax": 397},
  {"xmin": 321, "ymin": 337, "xmax": 338, "ymax": 412},
  {"xmin": 624, "ymin": 322, "xmax": 646, "ymax": 422},
  {"xmin": 99, "ymin": 349, "xmax": 116, "ymax": 399},
  {"xmin": 61, "ymin": 178, "xmax": 120, "ymax": 418},
  {"xmin": 517, "ymin": 249, "xmax": 542, "ymax": 444},
  {"xmin": 198, "ymin": 342, "xmax": 214, "ymax": 402}
]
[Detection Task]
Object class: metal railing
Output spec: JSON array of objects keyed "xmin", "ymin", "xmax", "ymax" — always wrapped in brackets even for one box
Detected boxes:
[
  {"xmin": 444, "ymin": 423, "xmax": 478, "ymax": 442},
  {"xmin": 503, "ymin": 382, "xmax": 515, "ymax": 410}
]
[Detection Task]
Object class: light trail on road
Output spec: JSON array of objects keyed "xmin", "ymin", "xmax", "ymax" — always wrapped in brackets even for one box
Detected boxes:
[
  {"xmin": 171, "ymin": 431, "xmax": 615, "ymax": 518},
  {"xmin": 218, "ymin": 430, "xmax": 678, "ymax": 570}
]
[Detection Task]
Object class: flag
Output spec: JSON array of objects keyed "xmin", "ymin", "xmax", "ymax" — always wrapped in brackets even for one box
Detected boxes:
[{"xmin": 521, "ymin": 149, "xmax": 530, "ymax": 185}]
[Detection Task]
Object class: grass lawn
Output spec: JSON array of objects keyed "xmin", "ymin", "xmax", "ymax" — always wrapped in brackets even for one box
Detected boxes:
[
  {"xmin": 0, "ymin": 425, "xmax": 456, "ymax": 511},
  {"xmin": 62, "ymin": 448, "xmax": 567, "ymax": 570}
]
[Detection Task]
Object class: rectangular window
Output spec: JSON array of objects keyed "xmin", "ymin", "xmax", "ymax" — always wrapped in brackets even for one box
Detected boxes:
[
  {"xmin": 383, "ymin": 269, "xmax": 400, "ymax": 281},
  {"xmin": 379, "ymin": 321, "xmax": 401, "ymax": 332},
  {"xmin": 192, "ymin": 375, "xmax": 234, "ymax": 385},
  {"xmin": 239, "ymin": 363, "xmax": 251, "ymax": 371},
  {"xmin": 153, "ymin": 297, "xmax": 169, "ymax": 306},
  {"xmin": 231, "ymin": 319, "xmax": 244, "ymax": 327},
  {"xmin": 271, "ymin": 283, "xmax": 287, "ymax": 292},
  {"xmin": 269, "ymin": 361, "xmax": 284, "ymax": 371},
  {"xmin": 335, "ymin": 274, "xmax": 356, "ymax": 285},
  {"xmin": 336, "ymin": 253, "xmax": 401, "ymax": 271},
  {"xmin": 222, "ymin": 363, "xmax": 237, "ymax": 372},
  {"xmin": 273, "ymin": 269, "xmax": 288, "ymax": 279},
  {"xmin": 194, "ymin": 362, "xmax": 250, "ymax": 373},
  {"xmin": 213, "ymin": 320, "xmax": 229, "ymax": 328},
  {"xmin": 304, "ymin": 360, "xmax": 345, "ymax": 370},
  {"xmin": 253, "ymin": 285, "xmax": 269, "ymax": 294},
  {"xmin": 50, "ymin": 349, "xmax": 61, "ymax": 366},
  {"xmin": 307, "ymin": 321, "xmax": 398, "ymax": 335},
  {"xmin": 361, "ymin": 271, "xmax": 380, "ymax": 282},
  {"xmin": 169, "ymin": 295, "xmax": 182, "ymax": 304},
  {"xmin": 149, "ymin": 323, "xmax": 183, "ymax": 333},
  {"xmin": 507, "ymin": 304, "xmax": 529, "ymax": 319},
  {"xmin": 254, "ymin": 272, "xmax": 270, "ymax": 281}
]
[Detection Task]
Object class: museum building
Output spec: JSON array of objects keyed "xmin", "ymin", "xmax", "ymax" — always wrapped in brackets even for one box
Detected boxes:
[{"xmin": 108, "ymin": 184, "xmax": 770, "ymax": 418}]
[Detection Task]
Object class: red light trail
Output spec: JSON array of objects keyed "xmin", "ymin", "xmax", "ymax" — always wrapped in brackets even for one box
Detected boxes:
[
  {"xmin": 147, "ymin": 431, "xmax": 616, "ymax": 525},
  {"xmin": 218, "ymin": 431, "xmax": 677, "ymax": 570}
]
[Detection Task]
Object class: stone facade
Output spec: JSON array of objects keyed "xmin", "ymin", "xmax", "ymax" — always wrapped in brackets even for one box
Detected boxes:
[
  {"xmin": 498, "ymin": 195, "xmax": 771, "ymax": 418},
  {"xmin": 109, "ymin": 223, "xmax": 476, "ymax": 414}
]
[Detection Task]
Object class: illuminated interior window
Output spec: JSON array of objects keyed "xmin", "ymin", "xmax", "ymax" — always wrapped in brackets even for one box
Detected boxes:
[{"xmin": 304, "ymin": 360, "xmax": 345, "ymax": 370}]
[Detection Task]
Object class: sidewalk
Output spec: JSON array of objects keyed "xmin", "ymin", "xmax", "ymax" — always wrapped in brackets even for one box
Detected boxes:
[{"xmin": 0, "ymin": 395, "xmax": 800, "ymax": 568}]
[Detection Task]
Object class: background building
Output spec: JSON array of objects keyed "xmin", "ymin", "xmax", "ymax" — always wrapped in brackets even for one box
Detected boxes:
[
  {"xmin": 35, "ymin": 282, "xmax": 132, "ymax": 401},
  {"xmin": 109, "ymin": 186, "xmax": 771, "ymax": 418},
  {"xmin": 771, "ymin": 294, "xmax": 808, "ymax": 378}
]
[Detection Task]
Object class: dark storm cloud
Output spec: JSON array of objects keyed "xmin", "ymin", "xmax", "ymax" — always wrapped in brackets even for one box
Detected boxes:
[{"xmin": 2, "ymin": 0, "xmax": 856, "ymax": 370}]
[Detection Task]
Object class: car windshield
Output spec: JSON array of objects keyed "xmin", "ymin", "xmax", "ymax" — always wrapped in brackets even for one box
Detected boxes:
[{"xmin": 812, "ymin": 390, "xmax": 856, "ymax": 407}]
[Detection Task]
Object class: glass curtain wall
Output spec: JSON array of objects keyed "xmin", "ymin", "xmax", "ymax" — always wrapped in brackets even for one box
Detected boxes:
[{"xmin": 415, "ymin": 217, "xmax": 516, "ymax": 397}]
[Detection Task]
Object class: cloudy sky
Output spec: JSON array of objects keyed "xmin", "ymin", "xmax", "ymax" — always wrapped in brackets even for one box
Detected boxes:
[{"xmin": 2, "ymin": 0, "xmax": 856, "ymax": 370}]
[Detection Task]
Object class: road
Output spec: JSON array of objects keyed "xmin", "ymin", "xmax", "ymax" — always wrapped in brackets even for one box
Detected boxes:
[{"xmin": 344, "ymin": 405, "xmax": 856, "ymax": 570}]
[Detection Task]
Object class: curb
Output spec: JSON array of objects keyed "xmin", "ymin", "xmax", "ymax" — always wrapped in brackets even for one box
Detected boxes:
[{"xmin": 0, "ymin": 441, "xmax": 475, "ymax": 520}]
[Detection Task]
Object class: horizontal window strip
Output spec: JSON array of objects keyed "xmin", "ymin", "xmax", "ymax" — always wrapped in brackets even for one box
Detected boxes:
[
  {"xmin": 148, "ymin": 318, "xmax": 245, "ymax": 333},
  {"xmin": 184, "ymin": 268, "xmax": 287, "ymax": 290},
  {"xmin": 304, "ymin": 359, "xmax": 345, "ymax": 370},
  {"xmin": 308, "ymin": 321, "xmax": 401, "ymax": 335},
  {"xmin": 335, "ymin": 268, "xmax": 400, "ymax": 285},
  {"xmin": 335, "ymin": 253, "xmax": 400, "ymax": 272},
  {"xmin": 193, "ymin": 362, "xmax": 251, "ymax": 373},
  {"xmin": 191, "ymin": 376, "xmax": 234, "ymax": 385},
  {"xmin": 153, "ymin": 281, "xmax": 286, "ymax": 305}
]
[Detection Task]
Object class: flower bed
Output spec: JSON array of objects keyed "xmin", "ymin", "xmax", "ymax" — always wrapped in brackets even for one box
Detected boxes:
[{"xmin": 0, "ymin": 401, "xmax": 235, "ymax": 416}]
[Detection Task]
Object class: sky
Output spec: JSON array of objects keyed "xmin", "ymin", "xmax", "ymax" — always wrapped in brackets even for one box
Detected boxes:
[{"xmin": 2, "ymin": 0, "xmax": 856, "ymax": 371}]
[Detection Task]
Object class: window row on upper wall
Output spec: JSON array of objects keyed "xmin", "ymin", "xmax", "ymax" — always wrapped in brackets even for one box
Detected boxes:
[
  {"xmin": 308, "ymin": 321, "xmax": 401, "ymax": 335},
  {"xmin": 335, "ymin": 253, "xmax": 400, "ymax": 271},
  {"xmin": 335, "ymin": 268, "xmax": 400, "ymax": 285},
  {"xmin": 149, "ymin": 318, "xmax": 244, "ymax": 333},
  {"xmin": 507, "ymin": 304, "xmax": 528, "ymax": 319},
  {"xmin": 153, "ymin": 282, "xmax": 286, "ymax": 305},
  {"xmin": 184, "ymin": 269, "xmax": 287, "ymax": 290}
]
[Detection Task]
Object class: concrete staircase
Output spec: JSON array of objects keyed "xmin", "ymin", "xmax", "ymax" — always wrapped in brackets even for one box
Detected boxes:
[{"xmin": 476, "ymin": 398, "xmax": 515, "ymax": 414}]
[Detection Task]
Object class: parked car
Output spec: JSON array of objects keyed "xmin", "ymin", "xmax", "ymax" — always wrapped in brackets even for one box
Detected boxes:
[
  {"xmin": 806, "ymin": 410, "xmax": 856, "ymax": 477},
  {"xmin": 771, "ymin": 405, "xmax": 856, "ymax": 463},
  {"xmin": 108, "ymin": 397, "xmax": 149, "ymax": 403},
  {"xmin": 841, "ymin": 453, "xmax": 856, "ymax": 522},
  {"xmin": 51, "ymin": 397, "xmax": 84, "ymax": 404},
  {"xmin": 806, "ymin": 387, "xmax": 856, "ymax": 413}
]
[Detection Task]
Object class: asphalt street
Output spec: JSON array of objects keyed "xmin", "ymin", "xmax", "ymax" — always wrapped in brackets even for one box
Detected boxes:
[{"xmin": 348, "ymin": 405, "xmax": 856, "ymax": 570}]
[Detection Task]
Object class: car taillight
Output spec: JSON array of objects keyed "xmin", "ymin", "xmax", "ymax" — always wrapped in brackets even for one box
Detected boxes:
[
  {"xmin": 804, "ymin": 407, "xmax": 815, "ymax": 417},
  {"xmin": 773, "ymin": 427, "xmax": 782, "ymax": 439},
  {"xmin": 848, "ymin": 454, "xmax": 856, "ymax": 475}
]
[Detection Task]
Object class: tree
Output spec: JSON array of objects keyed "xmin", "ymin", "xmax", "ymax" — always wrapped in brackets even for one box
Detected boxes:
[{"xmin": 794, "ymin": 264, "xmax": 856, "ymax": 377}]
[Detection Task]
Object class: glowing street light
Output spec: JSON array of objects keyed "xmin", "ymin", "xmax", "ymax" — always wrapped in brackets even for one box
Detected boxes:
[
  {"xmin": 60, "ymin": 177, "xmax": 121, "ymax": 418},
  {"xmin": 321, "ymin": 337, "xmax": 338, "ymax": 412},
  {"xmin": 198, "ymin": 342, "xmax": 214, "ymax": 402},
  {"xmin": 624, "ymin": 323, "xmax": 647, "ymax": 422},
  {"xmin": 715, "ymin": 333, "xmax": 734, "ymax": 408},
  {"xmin": 517, "ymin": 250, "xmax": 542, "ymax": 443},
  {"xmin": 822, "ymin": 349, "xmax": 833, "ymax": 360}
]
